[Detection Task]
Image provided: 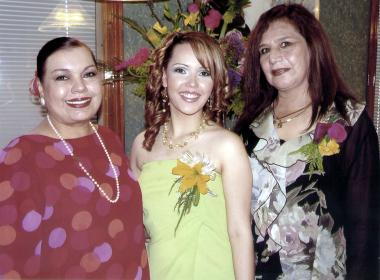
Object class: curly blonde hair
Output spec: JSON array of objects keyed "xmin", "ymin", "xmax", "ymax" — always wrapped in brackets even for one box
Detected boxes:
[{"xmin": 143, "ymin": 31, "xmax": 231, "ymax": 151}]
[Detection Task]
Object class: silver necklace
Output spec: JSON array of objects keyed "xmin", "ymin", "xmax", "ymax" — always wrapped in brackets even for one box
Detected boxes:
[{"xmin": 46, "ymin": 115, "xmax": 120, "ymax": 203}]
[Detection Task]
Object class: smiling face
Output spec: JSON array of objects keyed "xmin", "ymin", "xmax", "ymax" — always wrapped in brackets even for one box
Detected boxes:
[
  {"xmin": 259, "ymin": 20, "xmax": 310, "ymax": 95},
  {"xmin": 39, "ymin": 46, "xmax": 102, "ymax": 126},
  {"xmin": 162, "ymin": 43, "xmax": 214, "ymax": 117}
]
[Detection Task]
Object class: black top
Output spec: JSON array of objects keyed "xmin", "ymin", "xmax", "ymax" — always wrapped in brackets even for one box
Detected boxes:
[{"xmin": 241, "ymin": 101, "xmax": 379, "ymax": 280}]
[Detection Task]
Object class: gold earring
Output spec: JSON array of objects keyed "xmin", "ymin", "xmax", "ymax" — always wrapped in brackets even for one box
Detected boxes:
[
  {"xmin": 162, "ymin": 88, "xmax": 168, "ymax": 113},
  {"xmin": 208, "ymin": 96, "xmax": 213, "ymax": 110}
]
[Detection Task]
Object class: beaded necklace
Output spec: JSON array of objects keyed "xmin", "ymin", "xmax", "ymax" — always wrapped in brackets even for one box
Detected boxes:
[
  {"xmin": 162, "ymin": 117, "xmax": 206, "ymax": 150},
  {"xmin": 46, "ymin": 115, "xmax": 120, "ymax": 203}
]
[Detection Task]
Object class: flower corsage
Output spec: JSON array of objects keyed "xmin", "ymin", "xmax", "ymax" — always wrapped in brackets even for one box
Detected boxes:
[
  {"xmin": 292, "ymin": 122, "xmax": 347, "ymax": 175},
  {"xmin": 169, "ymin": 151, "xmax": 216, "ymax": 235}
]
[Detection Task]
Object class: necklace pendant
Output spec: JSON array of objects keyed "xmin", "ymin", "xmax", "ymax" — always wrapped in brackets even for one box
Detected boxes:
[{"xmin": 273, "ymin": 119, "xmax": 282, "ymax": 128}]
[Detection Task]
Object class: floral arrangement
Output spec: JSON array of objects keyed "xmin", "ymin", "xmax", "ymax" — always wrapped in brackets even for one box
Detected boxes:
[
  {"xmin": 104, "ymin": 0, "xmax": 251, "ymax": 116},
  {"xmin": 169, "ymin": 151, "xmax": 216, "ymax": 235},
  {"xmin": 292, "ymin": 121, "xmax": 347, "ymax": 175}
]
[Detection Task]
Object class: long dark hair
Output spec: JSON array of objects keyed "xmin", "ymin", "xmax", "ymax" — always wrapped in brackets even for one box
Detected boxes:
[{"xmin": 235, "ymin": 4, "xmax": 355, "ymax": 133}]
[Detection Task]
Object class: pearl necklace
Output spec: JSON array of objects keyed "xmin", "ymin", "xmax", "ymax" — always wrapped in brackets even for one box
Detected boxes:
[
  {"xmin": 272, "ymin": 103, "xmax": 311, "ymax": 128},
  {"xmin": 46, "ymin": 115, "xmax": 120, "ymax": 203},
  {"xmin": 162, "ymin": 117, "xmax": 206, "ymax": 150}
]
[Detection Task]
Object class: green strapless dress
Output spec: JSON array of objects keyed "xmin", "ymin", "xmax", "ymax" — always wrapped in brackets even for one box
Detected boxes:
[{"xmin": 139, "ymin": 160, "xmax": 235, "ymax": 280}]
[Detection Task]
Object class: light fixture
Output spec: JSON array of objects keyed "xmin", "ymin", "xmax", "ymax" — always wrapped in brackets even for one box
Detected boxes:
[{"xmin": 38, "ymin": 0, "xmax": 94, "ymax": 34}]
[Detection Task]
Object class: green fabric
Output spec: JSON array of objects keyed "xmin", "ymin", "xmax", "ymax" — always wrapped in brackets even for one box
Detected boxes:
[{"xmin": 139, "ymin": 159, "xmax": 235, "ymax": 280}]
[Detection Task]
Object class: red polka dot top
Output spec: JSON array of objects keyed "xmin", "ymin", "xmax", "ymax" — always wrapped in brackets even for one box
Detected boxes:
[{"xmin": 0, "ymin": 126, "xmax": 150, "ymax": 279}]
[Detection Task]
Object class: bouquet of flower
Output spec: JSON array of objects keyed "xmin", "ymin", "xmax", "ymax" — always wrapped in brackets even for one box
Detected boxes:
[
  {"xmin": 169, "ymin": 151, "xmax": 217, "ymax": 235},
  {"xmin": 103, "ymin": 0, "xmax": 251, "ymax": 116},
  {"xmin": 291, "ymin": 121, "xmax": 347, "ymax": 176}
]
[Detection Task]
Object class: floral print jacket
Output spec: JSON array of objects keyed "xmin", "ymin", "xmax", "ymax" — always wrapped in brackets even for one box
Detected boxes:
[{"xmin": 241, "ymin": 100, "xmax": 380, "ymax": 280}]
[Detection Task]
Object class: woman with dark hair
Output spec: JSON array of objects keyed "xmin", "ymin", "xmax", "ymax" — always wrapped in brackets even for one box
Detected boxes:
[
  {"xmin": 0, "ymin": 37, "xmax": 149, "ymax": 279},
  {"xmin": 235, "ymin": 4, "xmax": 379, "ymax": 279},
  {"xmin": 130, "ymin": 31, "xmax": 254, "ymax": 279}
]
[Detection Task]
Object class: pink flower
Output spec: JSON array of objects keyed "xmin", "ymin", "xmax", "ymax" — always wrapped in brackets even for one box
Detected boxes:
[
  {"xmin": 187, "ymin": 3, "xmax": 199, "ymax": 13},
  {"xmin": 314, "ymin": 122, "xmax": 347, "ymax": 143},
  {"xmin": 327, "ymin": 122, "xmax": 347, "ymax": 143},
  {"xmin": 114, "ymin": 61, "xmax": 127, "ymax": 71},
  {"xmin": 314, "ymin": 123, "xmax": 330, "ymax": 143},
  {"xmin": 204, "ymin": 9, "xmax": 222, "ymax": 30},
  {"xmin": 114, "ymin": 47, "xmax": 150, "ymax": 71}
]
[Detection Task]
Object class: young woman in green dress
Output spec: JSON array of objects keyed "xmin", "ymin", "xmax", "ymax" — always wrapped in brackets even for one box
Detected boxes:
[{"xmin": 130, "ymin": 31, "xmax": 254, "ymax": 280}]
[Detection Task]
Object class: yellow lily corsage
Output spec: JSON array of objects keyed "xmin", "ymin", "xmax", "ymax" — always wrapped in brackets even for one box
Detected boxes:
[{"xmin": 169, "ymin": 151, "xmax": 216, "ymax": 235}]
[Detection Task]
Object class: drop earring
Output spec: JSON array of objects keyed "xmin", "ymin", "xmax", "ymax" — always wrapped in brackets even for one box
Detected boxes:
[
  {"xmin": 208, "ymin": 96, "xmax": 213, "ymax": 110},
  {"xmin": 162, "ymin": 88, "xmax": 168, "ymax": 113},
  {"xmin": 40, "ymin": 96, "xmax": 46, "ymax": 107}
]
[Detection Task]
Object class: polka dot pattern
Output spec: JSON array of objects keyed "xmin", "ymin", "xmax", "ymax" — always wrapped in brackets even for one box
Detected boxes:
[
  {"xmin": 110, "ymin": 153, "xmax": 122, "ymax": 166},
  {"xmin": 80, "ymin": 252, "xmax": 101, "ymax": 273},
  {"xmin": 48, "ymin": 227, "xmax": 67, "ymax": 248},
  {"xmin": 60, "ymin": 173, "xmax": 77, "ymax": 190},
  {"xmin": 0, "ymin": 204, "xmax": 17, "ymax": 225},
  {"xmin": 0, "ymin": 127, "xmax": 149, "ymax": 279},
  {"xmin": 0, "ymin": 181, "xmax": 14, "ymax": 201},
  {"xmin": 35, "ymin": 240, "xmax": 42, "ymax": 256},
  {"xmin": 10, "ymin": 172, "xmax": 31, "ymax": 191},
  {"xmin": 77, "ymin": 176, "xmax": 95, "ymax": 192},
  {"xmin": 44, "ymin": 145, "xmax": 65, "ymax": 161},
  {"xmin": 106, "ymin": 164, "xmax": 120, "ymax": 179},
  {"xmin": 72, "ymin": 211, "xmax": 92, "ymax": 231},
  {"xmin": 108, "ymin": 219, "xmax": 124, "ymax": 238},
  {"xmin": 23, "ymin": 256, "xmax": 40, "ymax": 277},
  {"xmin": 0, "ymin": 149, "xmax": 7, "ymax": 164},
  {"xmin": 53, "ymin": 140, "xmax": 72, "ymax": 156},
  {"xmin": 0, "ymin": 225, "xmax": 16, "ymax": 245},
  {"xmin": 22, "ymin": 210, "xmax": 42, "ymax": 232},
  {"xmin": 0, "ymin": 253, "xmax": 14, "ymax": 274},
  {"xmin": 4, "ymin": 148, "xmax": 22, "ymax": 165},
  {"xmin": 42, "ymin": 205, "xmax": 54, "ymax": 220},
  {"xmin": 94, "ymin": 242, "xmax": 112, "ymax": 263}
]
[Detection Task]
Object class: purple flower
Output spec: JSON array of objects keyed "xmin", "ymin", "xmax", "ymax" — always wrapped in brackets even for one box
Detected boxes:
[
  {"xmin": 187, "ymin": 3, "xmax": 199, "ymax": 13},
  {"xmin": 223, "ymin": 30, "xmax": 245, "ymax": 65},
  {"xmin": 314, "ymin": 123, "xmax": 331, "ymax": 143},
  {"xmin": 204, "ymin": 9, "xmax": 222, "ymax": 30},
  {"xmin": 314, "ymin": 122, "xmax": 347, "ymax": 143},
  {"xmin": 115, "ymin": 47, "xmax": 150, "ymax": 71},
  {"xmin": 228, "ymin": 69, "xmax": 242, "ymax": 88},
  {"xmin": 327, "ymin": 122, "xmax": 347, "ymax": 143}
]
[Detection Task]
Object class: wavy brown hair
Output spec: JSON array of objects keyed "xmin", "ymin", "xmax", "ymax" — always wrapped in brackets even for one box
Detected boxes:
[
  {"xmin": 235, "ymin": 4, "xmax": 355, "ymax": 134},
  {"xmin": 143, "ymin": 31, "xmax": 231, "ymax": 151}
]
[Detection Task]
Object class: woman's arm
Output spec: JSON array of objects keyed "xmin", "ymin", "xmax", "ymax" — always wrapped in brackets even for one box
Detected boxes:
[
  {"xmin": 342, "ymin": 112, "xmax": 380, "ymax": 280},
  {"xmin": 219, "ymin": 131, "xmax": 255, "ymax": 280},
  {"xmin": 130, "ymin": 131, "xmax": 145, "ymax": 178}
]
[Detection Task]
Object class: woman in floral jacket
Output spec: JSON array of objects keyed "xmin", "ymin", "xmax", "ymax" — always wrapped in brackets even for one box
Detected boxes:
[{"xmin": 235, "ymin": 4, "xmax": 379, "ymax": 280}]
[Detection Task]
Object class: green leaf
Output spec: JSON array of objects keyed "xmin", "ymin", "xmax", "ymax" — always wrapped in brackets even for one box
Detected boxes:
[
  {"xmin": 193, "ymin": 188, "xmax": 200, "ymax": 206},
  {"xmin": 223, "ymin": 11, "xmax": 235, "ymax": 24},
  {"xmin": 164, "ymin": 3, "xmax": 173, "ymax": 21},
  {"xmin": 118, "ymin": 15, "xmax": 150, "ymax": 43}
]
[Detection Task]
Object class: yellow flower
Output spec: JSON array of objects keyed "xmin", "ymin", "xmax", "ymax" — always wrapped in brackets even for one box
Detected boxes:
[
  {"xmin": 318, "ymin": 138, "xmax": 340, "ymax": 156},
  {"xmin": 146, "ymin": 29, "xmax": 162, "ymax": 47},
  {"xmin": 153, "ymin": 22, "xmax": 168, "ymax": 35},
  {"xmin": 184, "ymin": 12, "xmax": 199, "ymax": 26},
  {"xmin": 172, "ymin": 160, "xmax": 210, "ymax": 194}
]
